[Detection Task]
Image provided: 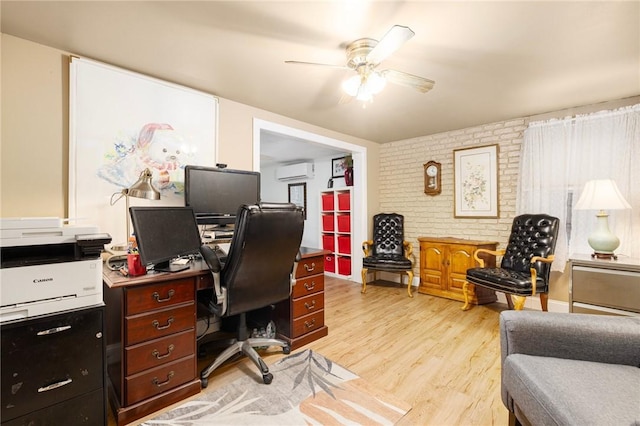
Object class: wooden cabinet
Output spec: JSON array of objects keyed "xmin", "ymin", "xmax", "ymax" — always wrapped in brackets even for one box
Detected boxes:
[
  {"xmin": 570, "ymin": 254, "xmax": 640, "ymax": 316},
  {"xmin": 320, "ymin": 189, "xmax": 352, "ymax": 278},
  {"xmin": 418, "ymin": 237, "xmax": 498, "ymax": 304},
  {"xmin": 104, "ymin": 271, "xmax": 202, "ymax": 426},
  {"xmin": 274, "ymin": 248, "xmax": 329, "ymax": 350},
  {"xmin": 1, "ymin": 305, "xmax": 106, "ymax": 426}
]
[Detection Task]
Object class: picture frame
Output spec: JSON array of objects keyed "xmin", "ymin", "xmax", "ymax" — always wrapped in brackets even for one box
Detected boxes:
[
  {"xmin": 453, "ymin": 144, "xmax": 499, "ymax": 218},
  {"xmin": 332, "ymin": 156, "xmax": 346, "ymax": 178},
  {"xmin": 288, "ymin": 182, "xmax": 307, "ymax": 219}
]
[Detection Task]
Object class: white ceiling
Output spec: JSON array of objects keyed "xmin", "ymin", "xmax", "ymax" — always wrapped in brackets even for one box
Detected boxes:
[{"xmin": 2, "ymin": 1, "xmax": 639, "ymax": 145}]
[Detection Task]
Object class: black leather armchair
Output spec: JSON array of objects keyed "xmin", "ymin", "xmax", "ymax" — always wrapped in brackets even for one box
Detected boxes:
[
  {"xmin": 198, "ymin": 203, "xmax": 304, "ymax": 386},
  {"xmin": 463, "ymin": 214, "xmax": 559, "ymax": 311},
  {"xmin": 361, "ymin": 213, "xmax": 415, "ymax": 297}
]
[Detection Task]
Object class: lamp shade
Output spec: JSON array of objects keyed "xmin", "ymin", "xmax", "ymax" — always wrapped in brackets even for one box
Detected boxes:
[
  {"xmin": 127, "ymin": 168, "xmax": 161, "ymax": 200},
  {"xmin": 574, "ymin": 179, "xmax": 630, "ymax": 211}
]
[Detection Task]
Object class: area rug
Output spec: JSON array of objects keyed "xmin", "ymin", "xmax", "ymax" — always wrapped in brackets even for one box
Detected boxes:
[{"xmin": 142, "ymin": 349, "xmax": 411, "ymax": 425}]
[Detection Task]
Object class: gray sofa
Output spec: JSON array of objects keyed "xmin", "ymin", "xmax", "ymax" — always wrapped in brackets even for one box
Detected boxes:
[{"xmin": 500, "ymin": 311, "xmax": 640, "ymax": 426}]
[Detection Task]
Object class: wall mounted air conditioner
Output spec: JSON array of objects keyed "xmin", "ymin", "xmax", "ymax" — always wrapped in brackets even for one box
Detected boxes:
[{"xmin": 276, "ymin": 162, "xmax": 314, "ymax": 181}]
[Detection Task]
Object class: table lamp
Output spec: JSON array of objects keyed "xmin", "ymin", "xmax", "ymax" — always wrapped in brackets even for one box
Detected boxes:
[
  {"xmin": 110, "ymin": 168, "xmax": 161, "ymax": 251},
  {"xmin": 574, "ymin": 179, "xmax": 631, "ymax": 259}
]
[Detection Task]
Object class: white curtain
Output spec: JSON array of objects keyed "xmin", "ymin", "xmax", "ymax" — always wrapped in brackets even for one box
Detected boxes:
[{"xmin": 517, "ymin": 104, "xmax": 640, "ymax": 271}]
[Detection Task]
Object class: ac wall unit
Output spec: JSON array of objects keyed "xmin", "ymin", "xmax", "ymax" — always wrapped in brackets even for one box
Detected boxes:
[{"xmin": 276, "ymin": 163, "xmax": 314, "ymax": 181}]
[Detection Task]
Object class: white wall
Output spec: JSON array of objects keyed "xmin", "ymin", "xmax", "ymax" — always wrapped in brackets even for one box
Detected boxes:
[{"xmin": 261, "ymin": 155, "xmax": 344, "ymax": 249}]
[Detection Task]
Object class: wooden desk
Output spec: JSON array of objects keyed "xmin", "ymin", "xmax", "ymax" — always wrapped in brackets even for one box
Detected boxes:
[
  {"xmin": 103, "ymin": 261, "xmax": 209, "ymax": 426},
  {"xmin": 274, "ymin": 248, "xmax": 330, "ymax": 350},
  {"xmin": 103, "ymin": 248, "xmax": 329, "ymax": 425}
]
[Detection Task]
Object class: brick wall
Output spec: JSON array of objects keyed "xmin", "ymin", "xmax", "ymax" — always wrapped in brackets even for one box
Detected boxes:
[{"xmin": 379, "ymin": 118, "xmax": 528, "ymax": 276}]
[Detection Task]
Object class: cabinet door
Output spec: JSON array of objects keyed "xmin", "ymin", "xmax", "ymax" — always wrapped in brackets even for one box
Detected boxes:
[
  {"xmin": 420, "ymin": 243, "xmax": 446, "ymax": 290},
  {"xmin": 447, "ymin": 245, "xmax": 475, "ymax": 294}
]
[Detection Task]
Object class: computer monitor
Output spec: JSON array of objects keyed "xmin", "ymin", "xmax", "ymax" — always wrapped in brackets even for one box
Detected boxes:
[
  {"xmin": 184, "ymin": 165, "xmax": 260, "ymax": 226},
  {"xmin": 129, "ymin": 206, "xmax": 202, "ymax": 272}
]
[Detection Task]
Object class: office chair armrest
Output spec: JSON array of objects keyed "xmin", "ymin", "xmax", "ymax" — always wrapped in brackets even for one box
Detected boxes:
[
  {"xmin": 200, "ymin": 245, "xmax": 227, "ymax": 316},
  {"xmin": 403, "ymin": 241, "xmax": 413, "ymax": 261},
  {"xmin": 362, "ymin": 240, "xmax": 373, "ymax": 256},
  {"xmin": 473, "ymin": 248, "xmax": 506, "ymax": 268}
]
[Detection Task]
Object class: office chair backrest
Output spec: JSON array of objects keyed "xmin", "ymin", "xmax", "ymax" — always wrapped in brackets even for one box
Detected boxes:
[
  {"xmin": 222, "ymin": 203, "xmax": 304, "ymax": 316},
  {"xmin": 372, "ymin": 213, "xmax": 405, "ymax": 257},
  {"xmin": 501, "ymin": 214, "xmax": 559, "ymax": 281}
]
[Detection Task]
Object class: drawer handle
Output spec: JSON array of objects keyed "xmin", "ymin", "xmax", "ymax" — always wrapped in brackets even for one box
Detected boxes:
[
  {"xmin": 304, "ymin": 300, "xmax": 316, "ymax": 310},
  {"xmin": 152, "ymin": 289, "xmax": 175, "ymax": 303},
  {"xmin": 304, "ymin": 318, "xmax": 316, "ymax": 329},
  {"xmin": 152, "ymin": 317, "xmax": 174, "ymax": 330},
  {"xmin": 152, "ymin": 371, "xmax": 174, "ymax": 387},
  {"xmin": 152, "ymin": 344, "xmax": 175, "ymax": 360},
  {"xmin": 38, "ymin": 378, "xmax": 72, "ymax": 393},
  {"xmin": 37, "ymin": 325, "xmax": 71, "ymax": 336},
  {"xmin": 304, "ymin": 263, "xmax": 316, "ymax": 273},
  {"xmin": 304, "ymin": 281, "xmax": 316, "ymax": 291}
]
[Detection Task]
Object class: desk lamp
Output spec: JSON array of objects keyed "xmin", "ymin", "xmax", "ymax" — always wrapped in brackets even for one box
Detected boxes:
[
  {"xmin": 110, "ymin": 168, "xmax": 161, "ymax": 251},
  {"xmin": 574, "ymin": 179, "xmax": 631, "ymax": 260}
]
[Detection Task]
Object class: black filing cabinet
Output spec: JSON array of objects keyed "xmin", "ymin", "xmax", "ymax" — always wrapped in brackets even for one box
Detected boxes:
[{"xmin": 1, "ymin": 305, "xmax": 106, "ymax": 425}]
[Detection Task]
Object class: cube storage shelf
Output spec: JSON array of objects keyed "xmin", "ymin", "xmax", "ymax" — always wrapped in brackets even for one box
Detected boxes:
[{"xmin": 320, "ymin": 188, "xmax": 353, "ymax": 278}]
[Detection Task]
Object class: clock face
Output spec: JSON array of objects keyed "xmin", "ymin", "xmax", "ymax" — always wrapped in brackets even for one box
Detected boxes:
[{"xmin": 426, "ymin": 165, "xmax": 438, "ymax": 177}]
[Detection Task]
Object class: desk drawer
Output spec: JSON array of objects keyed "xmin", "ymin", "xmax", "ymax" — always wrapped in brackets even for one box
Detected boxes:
[
  {"xmin": 292, "ymin": 293, "xmax": 325, "ymax": 318},
  {"xmin": 1, "ymin": 307, "xmax": 104, "ymax": 423},
  {"xmin": 573, "ymin": 266, "xmax": 640, "ymax": 313},
  {"xmin": 291, "ymin": 311, "xmax": 324, "ymax": 338},
  {"xmin": 125, "ymin": 329, "xmax": 195, "ymax": 376},
  {"xmin": 124, "ymin": 355, "xmax": 195, "ymax": 405},
  {"xmin": 292, "ymin": 275, "xmax": 324, "ymax": 299},
  {"xmin": 125, "ymin": 304, "xmax": 195, "ymax": 346},
  {"xmin": 126, "ymin": 279, "xmax": 195, "ymax": 316},
  {"xmin": 296, "ymin": 257, "xmax": 324, "ymax": 279}
]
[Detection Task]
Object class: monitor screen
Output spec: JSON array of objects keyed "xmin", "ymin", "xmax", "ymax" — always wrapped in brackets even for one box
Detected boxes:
[
  {"xmin": 184, "ymin": 165, "xmax": 261, "ymax": 226},
  {"xmin": 129, "ymin": 206, "xmax": 202, "ymax": 272}
]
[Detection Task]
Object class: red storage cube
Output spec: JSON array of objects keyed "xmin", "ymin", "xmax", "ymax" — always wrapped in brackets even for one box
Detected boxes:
[
  {"xmin": 325, "ymin": 255, "xmax": 335, "ymax": 273},
  {"xmin": 322, "ymin": 235, "xmax": 335, "ymax": 252},
  {"xmin": 337, "ymin": 214, "xmax": 350, "ymax": 233},
  {"xmin": 337, "ymin": 235, "xmax": 351, "ymax": 254},
  {"xmin": 337, "ymin": 192, "xmax": 350, "ymax": 211},
  {"xmin": 322, "ymin": 214, "xmax": 334, "ymax": 232},
  {"xmin": 321, "ymin": 194, "xmax": 334, "ymax": 211},
  {"xmin": 338, "ymin": 256, "xmax": 351, "ymax": 276}
]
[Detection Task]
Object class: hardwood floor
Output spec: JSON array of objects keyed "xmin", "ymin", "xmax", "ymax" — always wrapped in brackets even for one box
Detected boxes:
[{"xmin": 117, "ymin": 276, "xmax": 510, "ymax": 425}]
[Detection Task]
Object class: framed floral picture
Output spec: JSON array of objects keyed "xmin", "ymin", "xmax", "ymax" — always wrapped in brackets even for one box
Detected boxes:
[{"xmin": 453, "ymin": 144, "xmax": 499, "ymax": 218}]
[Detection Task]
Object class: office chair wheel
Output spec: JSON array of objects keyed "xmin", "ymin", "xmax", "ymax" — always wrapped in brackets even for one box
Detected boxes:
[
  {"xmin": 283, "ymin": 345, "xmax": 291, "ymax": 355},
  {"xmin": 262, "ymin": 372, "xmax": 273, "ymax": 384},
  {"xmin": 201, "ymin": 377, "xmax": 209, "ymax": 388}
]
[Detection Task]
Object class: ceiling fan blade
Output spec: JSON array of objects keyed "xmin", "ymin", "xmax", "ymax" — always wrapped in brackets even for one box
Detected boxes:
[
  {"xmin": 366, "ymin": 25, "xmax": 415, "ymax": 65},
  {"xmin": 284, "ymin": 60, "xmax": 349, "ymax": 69},
  {"xmin": 382, "ymin": 69, "xmax": 435, "ymax": 93}
]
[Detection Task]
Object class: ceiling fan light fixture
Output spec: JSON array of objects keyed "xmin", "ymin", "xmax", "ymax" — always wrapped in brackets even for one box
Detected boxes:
[
  {"xmin": 342, "ymin": 75, "xmax": 362, "ymax": 97},
  {"xmin": 342, "ymin": 71, "xmax": 387, "ymax": 101}
]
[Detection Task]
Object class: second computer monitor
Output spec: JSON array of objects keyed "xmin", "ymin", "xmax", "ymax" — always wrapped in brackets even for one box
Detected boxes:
[{"xmin": 184, "ymin": 165, "xmax": 260, "ymax": 226}]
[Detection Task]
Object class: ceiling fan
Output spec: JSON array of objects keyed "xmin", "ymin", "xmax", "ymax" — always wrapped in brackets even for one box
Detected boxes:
[{"xmin": 285, "ymin": 25, "xmax": 435, "ymax": 102}]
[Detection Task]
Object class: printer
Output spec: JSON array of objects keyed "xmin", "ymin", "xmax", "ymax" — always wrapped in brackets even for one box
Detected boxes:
[{"xmin": 0, "ymin": 217, "xmax": 111, "ymax": 323}]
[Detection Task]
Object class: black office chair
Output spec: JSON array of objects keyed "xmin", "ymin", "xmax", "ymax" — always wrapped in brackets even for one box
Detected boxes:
[
  {"xmin": 463, "ymin": 214, "xmax": 559, "ymax": 311},
  {"xmin": 361, "ymin": 213, "xmax": 415, "ymax": 297},
  {"xmin": 198, "ymin": 203, "xmax": 304, "ymax": 387}
]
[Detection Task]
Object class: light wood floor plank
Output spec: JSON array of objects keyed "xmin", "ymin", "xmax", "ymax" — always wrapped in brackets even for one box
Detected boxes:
[{"xmin": 118, "ymin": 276, "xmax": 509, "ymax": 425}]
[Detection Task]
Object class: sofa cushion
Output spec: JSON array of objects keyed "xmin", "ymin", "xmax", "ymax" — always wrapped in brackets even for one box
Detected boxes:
[{"xmin": 503, "ymin": 354, "xmax": 640, "ymax": 426}]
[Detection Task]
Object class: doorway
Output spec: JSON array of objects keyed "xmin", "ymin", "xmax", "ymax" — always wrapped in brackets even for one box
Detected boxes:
[{"xmin": 252, "ymin": 119, "xmax": 366, "ymax": 283}]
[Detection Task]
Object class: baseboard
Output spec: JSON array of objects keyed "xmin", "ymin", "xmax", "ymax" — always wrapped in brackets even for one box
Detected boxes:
[{"xmin": 495, "ymin": 292, "xmax": 569, "ymax": 312}]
